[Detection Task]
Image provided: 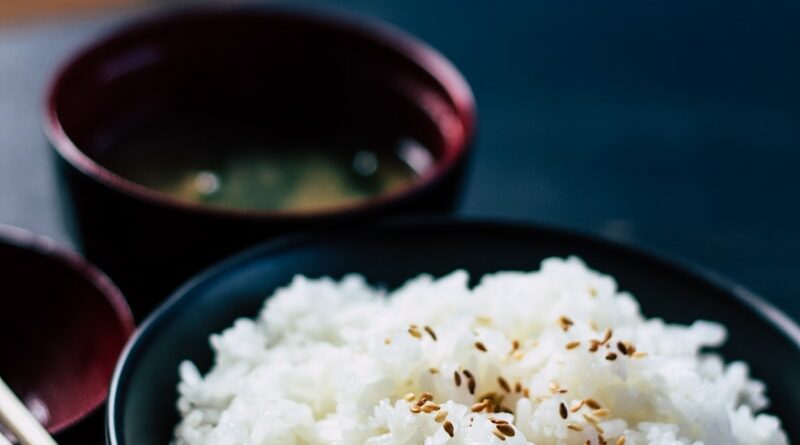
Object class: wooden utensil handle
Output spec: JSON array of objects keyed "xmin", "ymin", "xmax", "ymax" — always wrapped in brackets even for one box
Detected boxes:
[
  {"xmin": 0, "ymin": 429, "xmax": 12, "ymax": 445},
  {"xmin": 0, "ymin": 378, "xmax": 57, "ymax": 445}
]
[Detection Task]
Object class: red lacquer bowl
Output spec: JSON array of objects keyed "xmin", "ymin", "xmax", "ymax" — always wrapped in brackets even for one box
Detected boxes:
[{"xmin": 0, "ymin": 225, "xmax": 134, "ymax": 441}]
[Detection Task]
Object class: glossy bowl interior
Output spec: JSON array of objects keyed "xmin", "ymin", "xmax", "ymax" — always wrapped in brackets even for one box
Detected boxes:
[
  {"xmin": 0, "ymin": 225, "xmax": 134, "ymax": 441},
  {"xmin": 109, "ymin": 220, "xmax": 800, "ymax": 445}
]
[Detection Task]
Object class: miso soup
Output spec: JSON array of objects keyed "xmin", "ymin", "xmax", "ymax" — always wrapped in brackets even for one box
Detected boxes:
[{"xmin": 96, "ymin": 119, "xmax": 433, "ymax": 212}]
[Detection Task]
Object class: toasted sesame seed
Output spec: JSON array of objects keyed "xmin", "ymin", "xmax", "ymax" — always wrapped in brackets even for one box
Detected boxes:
[
  {"xmin": 585, "ymin": 441, "xmax": 591, "ymax": 445},
  {"xmin": 492, "ymin": 429, "xmax": 506, "ymax": 440},
  {"xmin": 617, "ymin": 436, "xmax": 626, "ymax": 445},
  {"xmin": 429, "ymin": 367, "xmax": 439, "ymax": 374},
  {"xmin": 558, "ymin": 316, "xmax": 574, "ymax": 331},
  {"xmin": 422, "ymin": 402, "xmax": 440, "ymax": 413},
  {"xmin": 512, "ymin": 350, "xmax": 525, "ymax": 360},
  {"xmin": 419, "ymin": 392, "xmax": 434, "ymax": 403},
  {"xmin": 408, "ymin": 326, "xmax": 422, "ymax": 339},
  {"xmin": 566, "ymin": 340, "xmax": 581, "ymax": 350},
  {"xmin": 496, "ymin": 423, "xmax": 515, "ymax": 436},
  {"xmin": 632, "ymin": 351, "xmax": 648, "ymax": 359},
  {"xmin": 512, "ymin": 339, "xmax": 520, "ymax": 351},
  {"xmin": 434, "ymin": 410, "xmax": 448, "ymax": 423},
  {"xmin": 403, "ymin": 392, "xmax": 415, "ymax": 401},
  {"xmin": 424, "ymin": 325, "xmax": 438, "ymax": 341},
  {"xmin": 475, "ymin": 341, "xmax": 488, "ymax": 352},
  {"xmin": 498, "ymin": 376, "xmax": 511, "ymax": 392},
  {"xmin": 443, "ymin": 420, "xmax": 454, "ymax": 437},
  {"xmin": 588, "ymin": 340, "xmax": 601, "ymax": 352},
  {"xmin": 522, "ymin": 387, "xmax": 530, "ymax": 397},
  {"xmin": 384, "ymin": 338, "xmax": 391, "ymax": 345},
  {"xmin": 617, "ymin": 341, "xmax": 628, "ymax": 355},
  {"xmin": 567, "ymin": 423, "xmax": 584, "ymax": 431},
  {"xmin": 570, "ymin": 400, "xmax": 584, "ymax": 412},
  {"xmin": 559, "ymin": 402, "xmax": 568, "ymax": 419},
  {"xmin": 490, "ymin": 418, "xmax": 509, "ymax": 424},
  {"xmin": 471, "ymin": 400, "xmax": 487, "ymax": 412},
  {"xmin": 476, "ymin": 316, "xmax": 493, "ymax": 325},
  {"xmin": 454, "ymin": 370, "xmax": 462, "ymax": 386},
  {"xmin": 602, "ymin": 328, "xmax": 613, "ymax": 344},
  {"xmin": 584, "ymin": 398, "xmax": 602, "ymax": 409},
  {"xmin": 583, "ymin": 414, "xmax": 604, "ymax": 434},
  {"xmin": 468, "ymin": 378, "xmax": 476, "ymax": 394},
  {"xmin": 410, "ymin": 405, "xmax": 421, "ymax": 413},
  {"xmin": 462, "ymin": 369, "xmax": 474, "ymax": 379},
  {"xmin": 589, "ymin": 287, "xmax": 598, "ymax": 297},
  {"xmin": 593, "ymin": 408, "xmax": 610, "ymax": 417},
  {"xmin": 605, "ymin": 352, "xmax": 618, "ymax": 361}
]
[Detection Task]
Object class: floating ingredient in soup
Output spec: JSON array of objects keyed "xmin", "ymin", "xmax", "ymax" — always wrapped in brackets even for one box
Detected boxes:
[{"xmin": 97, "ymin": 131, "xmax": 432, "ymax": 211}]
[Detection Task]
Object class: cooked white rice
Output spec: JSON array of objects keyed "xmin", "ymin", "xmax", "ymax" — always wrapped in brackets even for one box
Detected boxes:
[{"xmin": 174, "ymin": 257, "xmax": 789, "ymax": 445}]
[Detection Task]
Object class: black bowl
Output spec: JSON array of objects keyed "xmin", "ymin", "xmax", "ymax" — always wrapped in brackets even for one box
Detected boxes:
[
  {"xmin": 45, "ymin": 6, "xmax": 475, "ymax": 317},
  {"xmin": 108, "ymin": 220, "xmax": 800, "ymax": 445}
]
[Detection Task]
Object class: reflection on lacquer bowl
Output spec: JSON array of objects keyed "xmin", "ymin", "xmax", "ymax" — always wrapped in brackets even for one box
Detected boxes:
[{"xmin": 0, "ymin": 225, "xmax": 134, "ymax": 442}]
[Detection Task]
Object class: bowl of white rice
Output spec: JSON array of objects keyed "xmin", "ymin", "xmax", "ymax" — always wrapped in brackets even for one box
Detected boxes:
[{"xmin": 108, "ymin": 220, "xmax": 799, "ymax": 445}]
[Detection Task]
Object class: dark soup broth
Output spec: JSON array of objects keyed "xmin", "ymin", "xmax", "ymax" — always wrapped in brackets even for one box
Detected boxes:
[{"xmin": 96, "ymin": 118, "xmax": 433, "ymax": 212}]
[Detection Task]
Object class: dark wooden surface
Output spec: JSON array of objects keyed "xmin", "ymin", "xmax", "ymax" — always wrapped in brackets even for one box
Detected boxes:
[{"xmin": 1, "ymin": 0, "xmax": 799, "ymax": 322}]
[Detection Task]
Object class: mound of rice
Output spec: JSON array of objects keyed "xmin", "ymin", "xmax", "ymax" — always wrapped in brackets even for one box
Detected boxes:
[{"xmin": 174, "ymin": 257, "xmax": 788, "ymax": 445}]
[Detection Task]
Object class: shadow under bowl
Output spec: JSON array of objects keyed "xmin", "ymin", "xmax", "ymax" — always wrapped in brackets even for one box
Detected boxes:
[
  {"xmin": 0, "ymin": 225, "xmax": 134, "ymax": 442},
  {"xmin": 45, "ymin": 5, "xmax": 476, "ymax": 317},
  {"xmin": 108, "ymin": 219, "xmax": 800, "ymax": 445}
]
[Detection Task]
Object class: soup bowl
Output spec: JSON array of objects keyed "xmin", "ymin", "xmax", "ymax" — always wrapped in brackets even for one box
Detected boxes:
[
  {"xmin": 0, "ymin": 225, "xmax": 134, "ymax": 443},
  {"xmin": 108, "ymin": 219, "xmax": 799, "ymax": 444},
  {"xmin": 45, "ymin": 6, "xmax": 476, "ymax": 317}
]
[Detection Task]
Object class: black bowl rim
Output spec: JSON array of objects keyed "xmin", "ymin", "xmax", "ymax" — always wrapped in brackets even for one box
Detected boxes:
[
  {"xmin": 0, "ymin": 224, "xmax": 136, "ymax": 435},
  {"xmin": 106, "ymin": 218, "xmax": 800, "ymax": 445},
  {"xmin": 44, "ymin": 4, "xmax": 476, "ymax": 220}
]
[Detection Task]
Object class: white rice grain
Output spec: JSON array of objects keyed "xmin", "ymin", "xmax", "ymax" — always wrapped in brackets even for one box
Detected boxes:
[{"xmin": 174, "ymin": 257, "xmax": 788, "ymax": 445}]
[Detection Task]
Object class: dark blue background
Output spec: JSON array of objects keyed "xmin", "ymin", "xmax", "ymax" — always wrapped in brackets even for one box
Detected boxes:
[{"xmin": 0, "ymin": 0, "xmax": 798, "ymax": 320}]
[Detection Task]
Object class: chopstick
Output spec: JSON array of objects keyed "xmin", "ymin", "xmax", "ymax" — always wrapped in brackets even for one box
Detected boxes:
[{"xmin": 0, "ymin": 378, "xmax": 57, "ymax": 445}]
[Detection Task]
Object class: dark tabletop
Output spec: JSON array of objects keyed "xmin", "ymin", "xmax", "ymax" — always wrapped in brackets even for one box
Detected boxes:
[{"xmin": 1, "ymin": 0, "xmax": 799, "ymax": 322}]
